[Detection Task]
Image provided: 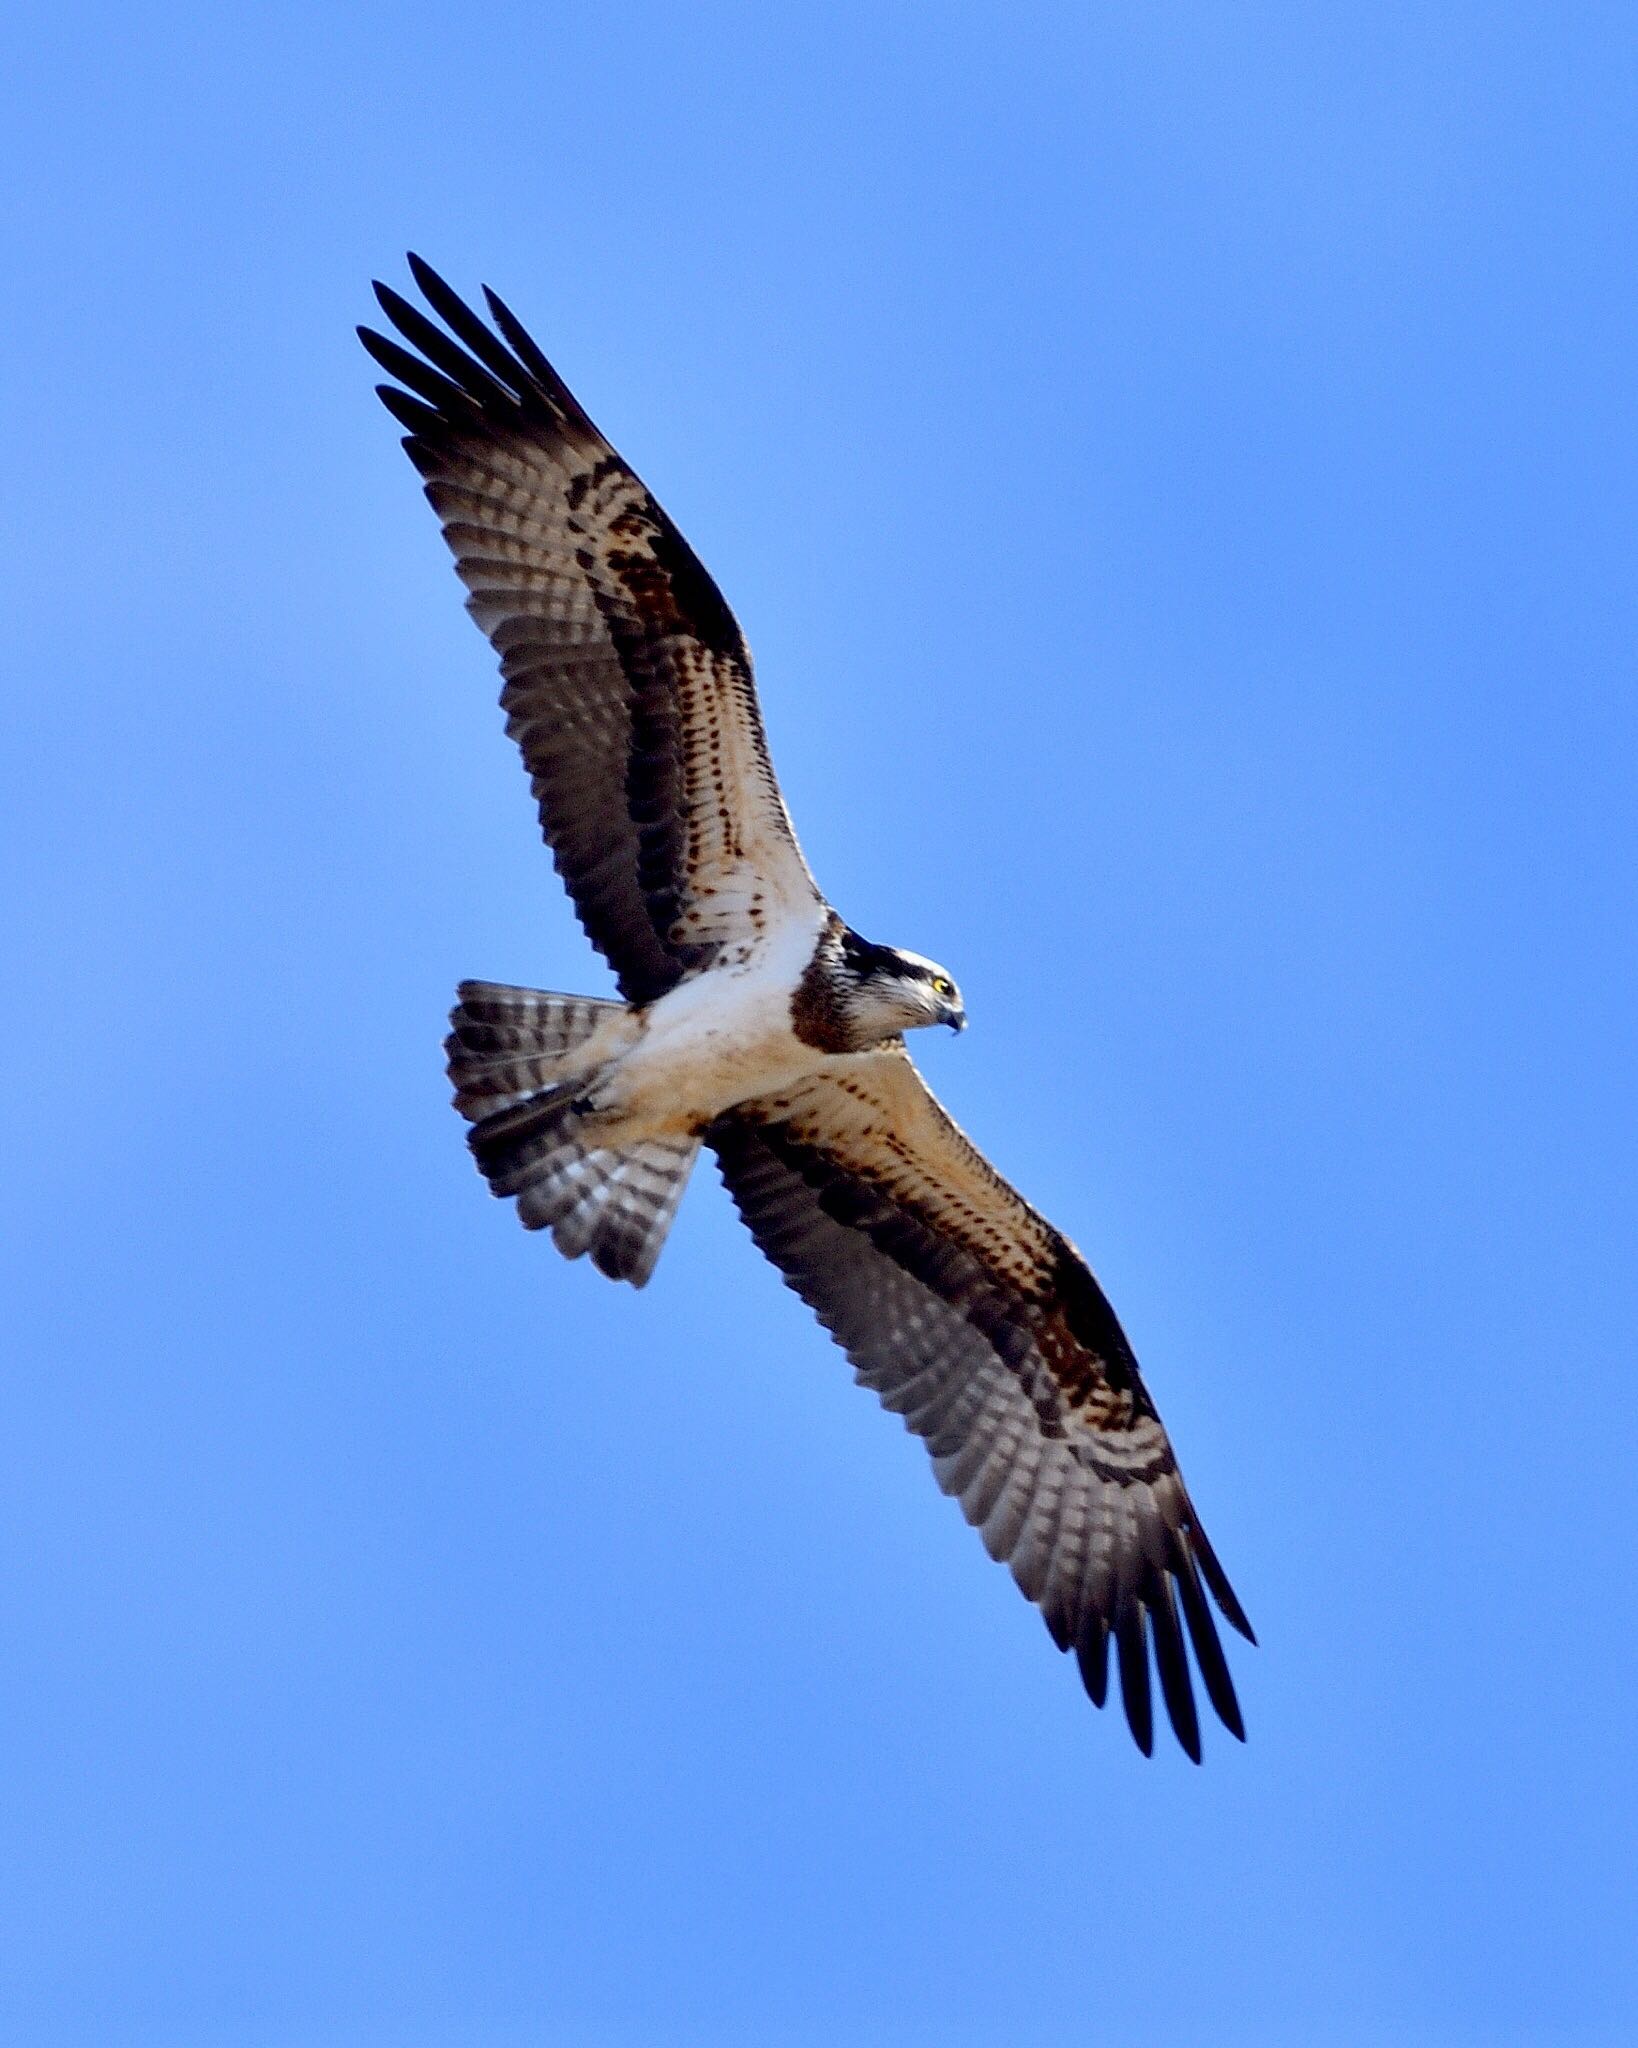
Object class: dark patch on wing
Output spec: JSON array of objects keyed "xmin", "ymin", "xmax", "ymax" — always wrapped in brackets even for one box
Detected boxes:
[
  {"xmin": 643, "ymin": 516, "xmax": 745, "ymax": 660},
  {"xmin": 1052, "ymin": 1247, "xmax": 1144, "ymax": 1402}
]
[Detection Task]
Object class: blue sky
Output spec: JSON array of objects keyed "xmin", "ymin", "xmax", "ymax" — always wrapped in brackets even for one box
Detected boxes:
[{"xmin": 4, "ymin": 3, "xmax": 1636, "ymax": 2042}]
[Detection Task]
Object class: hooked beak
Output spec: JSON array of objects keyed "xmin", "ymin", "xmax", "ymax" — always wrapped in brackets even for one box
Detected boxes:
[{"xmin": 945, "ymin": 1005, "xmax": 967, "ymax": 1034}]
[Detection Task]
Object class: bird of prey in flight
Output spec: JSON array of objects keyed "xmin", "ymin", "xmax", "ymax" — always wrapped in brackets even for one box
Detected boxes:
[{"xmin": 360, "ymin": 257, "xmax": 1254, "ymax": 1759}]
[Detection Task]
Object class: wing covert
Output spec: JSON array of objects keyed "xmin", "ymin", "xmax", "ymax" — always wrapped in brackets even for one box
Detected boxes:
[{"xmin": 361, "ymin": 255, "xmax": 822, "ymax": 1001}]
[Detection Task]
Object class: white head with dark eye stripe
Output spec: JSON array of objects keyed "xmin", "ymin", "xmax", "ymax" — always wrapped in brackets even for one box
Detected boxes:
[{"xmin": 834, "ymin": 930, "xmax": 966, "ymax": 1044}]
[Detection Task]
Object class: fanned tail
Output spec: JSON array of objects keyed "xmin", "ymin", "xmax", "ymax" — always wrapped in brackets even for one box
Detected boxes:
[{"xmin": 446, "ymin": 981, "xmax": 698, "ymax": 1286}]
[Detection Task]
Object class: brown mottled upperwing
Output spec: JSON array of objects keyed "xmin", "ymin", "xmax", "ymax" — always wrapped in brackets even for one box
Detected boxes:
[
  {"xmin": 360, "ymin": 256, "xmax": 823, "ymax": 1002},
  {"xmin": 711, "ymin": 1046, "xmax": 1254, "ymax": 1761}
]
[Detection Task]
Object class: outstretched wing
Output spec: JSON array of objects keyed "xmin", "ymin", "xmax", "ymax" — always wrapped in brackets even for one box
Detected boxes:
[
  {"xmin": 710, "ymin": 1048, "xmax": 1253, "ymax": 1759},
  {"xmin": 361, "ymin": 256, "xmax": 823, "ymax": 1002}
]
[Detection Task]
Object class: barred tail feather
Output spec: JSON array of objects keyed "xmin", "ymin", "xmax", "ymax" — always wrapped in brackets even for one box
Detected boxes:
[
  {"xmin": 467, "ymin": 1109, "xmax": 700, "ymax": 1286},
  {"xmin": 446, "ymin": 980, "xmax": 623, "ymax": 1117},
  {"xmin": 522, "ymin": 1134, "xmax": 702, "ymax": 1285}
]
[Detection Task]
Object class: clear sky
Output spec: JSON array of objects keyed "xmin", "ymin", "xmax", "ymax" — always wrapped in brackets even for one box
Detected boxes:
[{"xmin": 4, "ymin": 3, "xmax": 1636, "ymax": 2043}]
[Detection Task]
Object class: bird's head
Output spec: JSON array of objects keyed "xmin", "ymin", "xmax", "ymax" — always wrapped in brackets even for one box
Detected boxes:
[{"xmin": 836, "ymin": 930, "xmax": 966, "ymax": 1043}]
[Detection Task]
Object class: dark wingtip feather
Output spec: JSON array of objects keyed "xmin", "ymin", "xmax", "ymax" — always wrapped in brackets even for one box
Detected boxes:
[
  {"xmin": 372, "ymin": 280, "xmax": 518, "ymax": 412},
  {"xmin": 356, "ymin": 322, "xmax": 473, "ymax": 416},
  {"xmin": 1045, "ymin": 1617, "xmax": 1075, "ymax": 1654},
  {"xmin": 372, "ymin": 381, "xmax": 442, "ymax": 438},
  {"xmin": 356, "ymin": 322, "xmax": 398, "ymax": 372},
  {"xmin": 372, "ymin": 279, "xmax": 425, "ymax": 335},
  {"xmin": 1076, "ymin": 1620, "xmax": 1110, "ymax": 1708},
  {"xmin": 482, "ymin": 284, "xmax": 592, "ymax": 426},
  {"xmin": 1191, "ymin": 1520, "xmax": 1256, "ymax": 1644},
  {"xmin": 1116, "ymin": 1609, "xmax": 1154, "ymax": 1757},
  {"xmin": 404, "ymin": 250, "xmax": 446, "ymax": 297},
  {"xmin": 1150, "ymin": 1576, "xmax": 1203, "ymax": 1763},
  {"xmin": 1175, "ymin": 1551, "xmax": 1246, "ymax": 1741},
  {"xmin": 404, "ymin": 254, "xmax": 537, "ymax": 395}
]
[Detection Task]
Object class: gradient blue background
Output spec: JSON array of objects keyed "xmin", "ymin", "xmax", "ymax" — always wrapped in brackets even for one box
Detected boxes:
[{"xmin": 5, "ymin": 4, "xmax": 1635, "ymax": 2043}]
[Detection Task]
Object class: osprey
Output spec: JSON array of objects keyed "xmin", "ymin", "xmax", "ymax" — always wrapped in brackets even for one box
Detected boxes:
[{"xmin": 360, "ymin": 258, "xmax": 1254, "ymax": 1759}]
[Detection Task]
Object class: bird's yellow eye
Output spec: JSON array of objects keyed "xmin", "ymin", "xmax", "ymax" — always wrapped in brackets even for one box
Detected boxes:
[{"xmin": 932, "ymin": 976, "xmax": 953, "ymax": 998}]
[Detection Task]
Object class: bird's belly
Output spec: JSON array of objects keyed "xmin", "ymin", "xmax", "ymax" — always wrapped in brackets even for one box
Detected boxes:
[
  {"xmin": 613, "ymin": 1018, "xmax": 818, "ymax": 1134},
  {"xmin": 625, "ymin": 1053, "xmax": 810, "ymax": 1135}
]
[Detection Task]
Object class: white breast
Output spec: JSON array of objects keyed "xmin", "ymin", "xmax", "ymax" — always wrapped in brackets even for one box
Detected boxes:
[{"xmin": 606, "ymin": 907, "xmax": 833, "ymax": 1137}]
